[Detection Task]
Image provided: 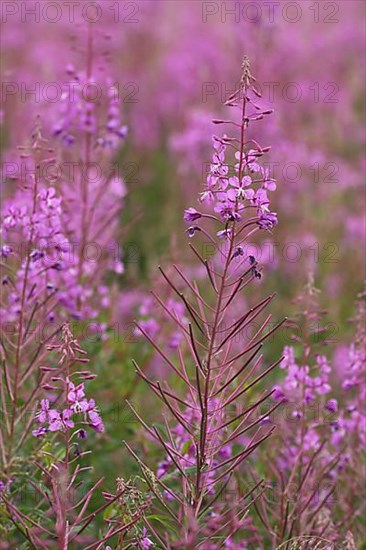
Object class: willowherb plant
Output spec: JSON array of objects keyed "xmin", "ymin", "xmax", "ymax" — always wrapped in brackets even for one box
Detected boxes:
[
  {"xmin": 2, "ymin": 24, "xmax": 127, "ymax": 326},
  {"xmin": 0, "ymin": 26, "xmax": 133, "ymax": 546},
  {"xmin": 252, "ymin": 278, "xmax": 342, "ymax": 545},
  {"xmin": 0, "ymin": 125, "xmax": 71, "ymax": 482},
  {"xmin": 50, "ymin": 25, "xmax": 128, "ymax": 302},
  {"xmin": 0, "ymin": 111, "xmax": 121, "ymax": 467},
  {"xmin": 252, "ymin": 280, "xmax": 366, "ymax": 546},
  {"xmin": 129, "ymin": 57, "xmax": 286, "ymax": 549},
  {"xmin": 0, "ymin": 21, "xmax": 130, "ymax": 474},
  {"xmin": 0, "ymin": 323, "xmax": 151, "ymax": 549}
]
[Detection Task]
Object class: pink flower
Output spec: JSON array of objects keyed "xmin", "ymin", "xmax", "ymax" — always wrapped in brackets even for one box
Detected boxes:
[
  {"xmin": 214, "ymin": 201, "xmax": 242, "ymax": 222},
  {"xmin": 184, "ymin": 207, "xmax": 202, "ymax": 222},
  {"xmin": 88, "ymin": 409, "xmax": 104, "ymax": 433},
  {"xmin": 49, "ymin": 409, "xmax": 74, "ymax": 432},
  {"xmin": 139, "ymin": 527, "xmax": 154, "ymax": 549},
  {"xmin": 68, "ymin": 381, "xmax": 89, "ymax": 412},
  {"xmin": 36, "ymin": 399, "xmax": 51, "ymax": 424}
]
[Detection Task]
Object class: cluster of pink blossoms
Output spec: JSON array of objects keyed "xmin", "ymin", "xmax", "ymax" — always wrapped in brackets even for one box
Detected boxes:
[
  {"xmin": 33, "ymin": 379, "xmax": 104, "ymax": 438},
  {"xmin": 270, "ymin": 343, "xmax": 359, "ymax": 480},
  {"xmin": 1, "ymin": 184, "xmax": 74, "ymax": 320},
  {"xmin": 1, "ymin": 182, "xmax": 100, "ymax": 322},
  {"xmin": 184, "ymin": 136, "xmax": 278, "ymax": 233},
  {"xmin": 273, "ymin": 346, "xmax": 332, "ymax": 409}
]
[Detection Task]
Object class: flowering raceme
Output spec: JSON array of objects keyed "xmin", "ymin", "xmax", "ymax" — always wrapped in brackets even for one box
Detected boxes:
[
  {"xmin": 2, "ymin": 26, "xmax": 128, "ymax": 325},
  {"xmin": 252, "ymin": 280, "xmax": 366, "ymax": 546},
  {"xmin": 32, "ymin": 380, "xmax": 104, "ymax": 438},
  {"xmin": 51, "ymin": 64, "xmax": 127, "ymax": 149},
  {"xmin": 193, "ymin": 133, "xmax": 278, "ymax": 229},
  {"xmin": 129, "ymin": 57, "xmax": 286, "ymax": 549},
  {"xmin": 0, "ymin": 324, "xmax": 149, "ymax": 548},
  {"xmin": 32, "ymin": 323, "xmax": 104, "ymax": 439}
]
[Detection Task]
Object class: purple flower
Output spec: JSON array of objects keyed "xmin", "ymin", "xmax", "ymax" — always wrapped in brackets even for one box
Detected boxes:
[
  {"xmin": 36, "ymin": 399, "xmax": 51, "ymax": 424},
  {"xmin": 30, "ymin": 249, "xmax": 44, "ymax": 262},
  {"xmin": 49, "ymin": 409, "xmax": 74, "ymax": 432},
  {"xmin": 39, "ymin": 187, "xmax": 60, "ymax": 209},
  {"xmin": 1, "ymin": 245, "xmax": 13, "ymax": 258},
  {"xmin": 169, "ymin": 331, "xmax": 182, "ymax": 349},
  {"xmin": 187, "ymin": 225, "xmax": 199, "ymax": 238},
  {"xmin": 272, "ymin": 385, "xmax": 286, "ymax": 401},
  {"xmin": 157, "ymin": 458, "xmax": 171, "ymax": 479},
  {"xmin": 68, "ymin": 381, "xmax": 89, "ymax": 412},
  {"xmin": 218, "ymin": 443, "xmax": 232, "ymax": 460},
  {"xmin": 0, "ymin": 477, "xmax": 13, "ymax": 493},
  {"xmin": 325, "ymin": 399, "xmax": 338, "ymax": 413},
  {"xmin": 117, "ymin": 125, "xmax": 128, "ymax": 138},
  {"xmin": 214, "ymin": 201, "xmax": 242, "ymax": 222},
  {"xmin": 88, "ymin": 409, "xmax": 104, "ymax": 433},
  {"xmin": 232, "ymin": 246, "xmax": 244, "ymax": 259},
  {"xmin": 304, "ymin": 388, "xmax": 316, "ymax": 403},
  {"xmin": 184, "ymin": 207, "xmax": 202, "ymax": 222},
  {"xmin": 32, "ymin": 427, "xmax": 48, "ymax": 438},
  {"xmin": 257, "ymin": 211, "xmax": 278, "ymax": 230},
  {"xmin": 243, "ymin": 149, "xmax": 261, "ymax": 173},
  {"xmin": 139, "ymin": 527, "xmax": 154, "ymax": 549},
  {"xmin": 262, "ymin": 167, "xmax": 277, "ymax": 191},
  {"xmin": 227, "ymin": 175, "xmax": 254, "ymax": 201},
  {"xmin": 135, "ymin": 318, "xmax": 160, "ymax": 338},
  {"xmin": 254, "ymin": 188, "xmax": 269, "ymax": 208},
  {"xmin": 33, "ymin": 377, "xmax": 105, "ymax": 438},
  {"xmin": 77, "ymin": 429, "xmax": 87, "ymax": 439}
]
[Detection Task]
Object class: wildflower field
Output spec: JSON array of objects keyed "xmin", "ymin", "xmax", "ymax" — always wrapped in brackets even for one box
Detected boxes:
[{"xmin": 0, "ymin": 1, "xmax": 365, "ymax": 548}]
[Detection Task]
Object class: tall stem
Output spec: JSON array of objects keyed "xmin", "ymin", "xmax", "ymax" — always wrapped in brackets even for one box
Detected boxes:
[
  {"xmin": 193, "ymin": 76, "xmax": 248, "ymax": 515},
  {"xmin": 60, "ymin": 358, "xmax": 71, "ymax": 550}
]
